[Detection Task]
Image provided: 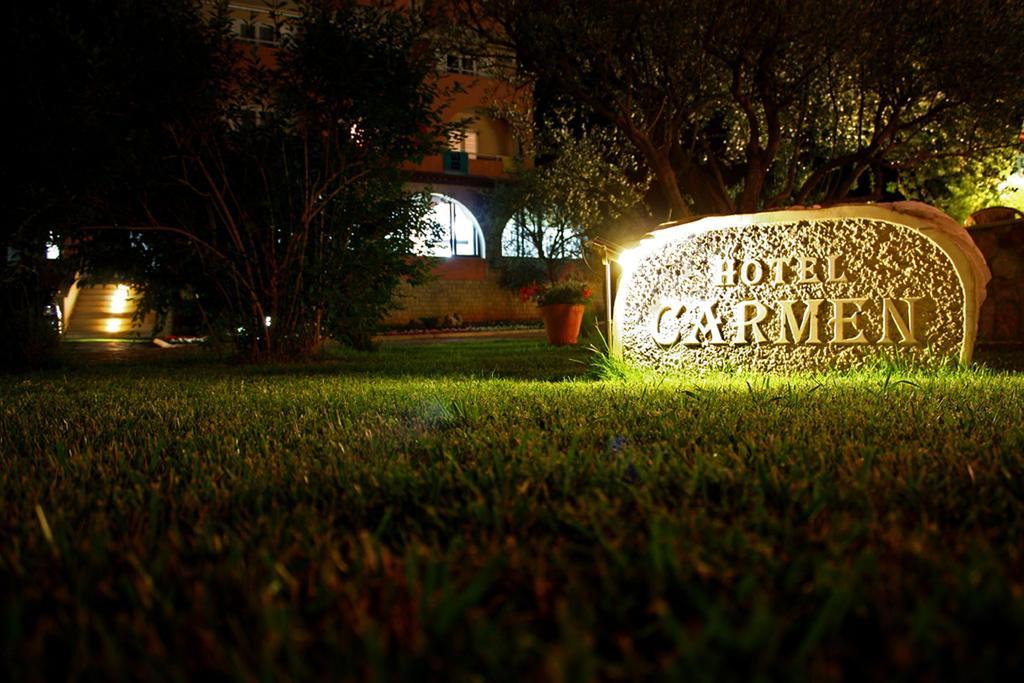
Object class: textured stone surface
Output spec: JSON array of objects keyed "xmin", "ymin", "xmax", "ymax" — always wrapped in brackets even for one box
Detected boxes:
[{"xmin": 613, "ymin": 202, "xmax": 990, "ymax": 371}]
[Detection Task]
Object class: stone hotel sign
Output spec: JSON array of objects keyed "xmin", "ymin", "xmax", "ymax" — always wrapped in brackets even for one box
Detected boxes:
[{"xmin": 612, "ymin": 202, "xmax": 990, "ymax": 371}]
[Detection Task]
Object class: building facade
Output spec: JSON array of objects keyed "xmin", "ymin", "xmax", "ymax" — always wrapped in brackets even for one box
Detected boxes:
[{"xmin": 60, "ymin": 0, "xmax": 593, "ymax": 338}]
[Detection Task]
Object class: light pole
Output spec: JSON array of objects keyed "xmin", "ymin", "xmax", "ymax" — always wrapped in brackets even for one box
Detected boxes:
[{"xmin": 587, "ymin": 237, "xmax": 627, "ymax": 352}]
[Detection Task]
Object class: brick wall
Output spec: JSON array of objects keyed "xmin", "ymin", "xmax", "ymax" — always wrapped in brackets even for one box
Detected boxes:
[
  {"xmin": 383, "ymin": 258, "xmax": 605, "ymax": 327},
  {"xmin": 970, "ymin": 222, "xmax": 1024, "ymax": 344}
]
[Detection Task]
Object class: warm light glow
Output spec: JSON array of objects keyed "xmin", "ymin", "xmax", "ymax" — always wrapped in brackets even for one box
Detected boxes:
[
  {"xmin": 104, "ymin": 318, "xmax": 121, "ymax": 334},
  {"xmin": 616, "ymin": 246, "xmax": 644, "ymax": 276},
  {"xmin": 612, "ymin": 203, "xmax": 988, "ymax": 370},
  {"xmin": 998, "ymin": 172, "xmax": 1024, "ymax": 193},
  {"xmin": 109, "ymin": 285, "xmax": 130, "ymax": 314}
]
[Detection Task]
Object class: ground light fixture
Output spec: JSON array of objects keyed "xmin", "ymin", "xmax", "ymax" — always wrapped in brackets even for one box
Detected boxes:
[
  {"xmin": 590, "ymin": 217, "xmax": 706, "ymax": 349},
  {"xmin": 104, "ymin": 284, "xmax": 131, "ymax": 334},
  {"xmin": 588, "ymin": 236, "xmax": 632, "ymax": 349}
]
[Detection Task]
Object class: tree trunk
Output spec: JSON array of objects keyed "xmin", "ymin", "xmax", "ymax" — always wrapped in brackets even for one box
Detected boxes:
[
  {"xmin": 650, "ymin": 151, "xmax": 692, "ymax": 221},
  {"xmin": 678, "ymin": 161, "xmax": 735, "ymax": 215},
  {"xmin": 737, "ymin": 154, "xmax": 767, "ymax": 213}
]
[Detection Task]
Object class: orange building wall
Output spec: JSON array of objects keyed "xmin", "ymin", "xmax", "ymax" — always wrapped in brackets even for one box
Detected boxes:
[{"xmin": 224, "ymin": 1, "xmax": 539, "ymax": 329}]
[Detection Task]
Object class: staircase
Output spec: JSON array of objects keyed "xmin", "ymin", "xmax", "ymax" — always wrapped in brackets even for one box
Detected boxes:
[{"xmin": 63, "ymin": 284, "xmax": 159, "ymax": 340}]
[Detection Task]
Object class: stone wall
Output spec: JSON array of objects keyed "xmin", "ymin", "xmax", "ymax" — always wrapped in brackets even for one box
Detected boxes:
[{"xmin": 970, "ymin": 221, "xmax": 1024, "ymax": 344}]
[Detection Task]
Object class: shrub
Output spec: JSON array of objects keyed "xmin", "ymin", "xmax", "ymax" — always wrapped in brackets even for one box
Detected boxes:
[
  {"xmin": 0, "ymin": 277, "xmax": 60, "ymax": 370},
  {"xmin": 521, "ymin": 279, "xmax": 593, "ymax": 306}
]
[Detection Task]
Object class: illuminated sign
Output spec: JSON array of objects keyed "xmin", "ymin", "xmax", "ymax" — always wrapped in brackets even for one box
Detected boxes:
[{"xmin": 612, "ymin": 203, "xmax": 991, "ymax": 371}]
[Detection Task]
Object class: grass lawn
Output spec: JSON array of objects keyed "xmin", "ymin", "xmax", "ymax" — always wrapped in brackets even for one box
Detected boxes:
[{"xmin": 2, "ymin": 340, "xmax": 1024, "ymax": 681}]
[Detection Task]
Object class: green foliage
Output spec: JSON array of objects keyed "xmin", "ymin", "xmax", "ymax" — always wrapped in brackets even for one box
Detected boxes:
[
  {"xmin": 491, "ymin": 118, "xmax": 648, "ymax": 281},
  {"xmin": 496, "ymin": 255, "xmax": 549, "ymax": 292},
  {"xmin": 470, "ymin": 0, "xmax": 1024, "ymax": 217},
  {"xmin": 18, "ymin": 2, "xmax": 450, "ymax": 360},
  {"xmin": 0, "ymin": 273, "xmax": 60, "ymax": 370},
  {"xmin": 6, "ymin": 0, "xmax": 223, "ymax": 367},
  {"xmin": 2, "ymin": 343, "xmax": 1024, "ymax": 679},
  {"xmin": 7, "ymin": 0, "xmax": 222, "ymax": 254},
  {"xmin": 578, "ymin": 305, "xmax": 599, "ymax": 340},
  {"xmin": 529, "ymin": 279, "xmax": 594, "ymax": 306},
  {"xmin": 127, "ymin": 2, "xmax": 449, "ymax": 359},
  {"xmin": 500, "ymin": 122, "xmax": 648, "ymax": 241},
  {"xmin": 923, "ymin": 152, "xmax": 1024, "ymax": 222}
]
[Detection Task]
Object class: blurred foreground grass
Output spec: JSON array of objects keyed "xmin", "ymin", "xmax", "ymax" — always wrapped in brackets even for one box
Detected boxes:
[{"xmin": 2, "ymin": 341, "xmax": 1023, "ymax": 681}]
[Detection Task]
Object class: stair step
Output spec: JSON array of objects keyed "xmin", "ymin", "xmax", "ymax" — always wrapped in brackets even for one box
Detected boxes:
[{"xmin": 65, "ymin": 281, "xmax": 155, "ymax": 338}]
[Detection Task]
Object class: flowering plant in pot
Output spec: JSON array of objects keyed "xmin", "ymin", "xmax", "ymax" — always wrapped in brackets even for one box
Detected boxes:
[{"xmin": 520, "ymin": 280, "xmax": 593, "ymax": 345}]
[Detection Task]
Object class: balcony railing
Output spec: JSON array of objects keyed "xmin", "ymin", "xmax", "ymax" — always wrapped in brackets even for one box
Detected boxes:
[{"xmin": 441, "ymin": 52, "xmax": 516, "ymax": 79}]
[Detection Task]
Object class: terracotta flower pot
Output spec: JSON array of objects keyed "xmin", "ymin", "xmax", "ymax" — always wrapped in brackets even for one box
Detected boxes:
[{"xmin": 540, "ymin": 304, "xmax": 585, "ymax": 346}]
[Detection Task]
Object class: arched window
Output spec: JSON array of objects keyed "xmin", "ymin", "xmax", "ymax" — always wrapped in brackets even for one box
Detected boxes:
[
  {"xmin": 501, "ymin": 211, "xmax": 582, "ymax": 259},
  {"xmin": 409, "ymin": 193, "xmax": 485, "ymax": 258},
  {"xmin": 414, "ymin": 194, "xmax": 486, "ymax": 258}
]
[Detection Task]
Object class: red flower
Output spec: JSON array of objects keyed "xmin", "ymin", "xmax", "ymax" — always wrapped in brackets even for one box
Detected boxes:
[
  {"xmin": 582, "ymin": 286, "xmax": 592, "ymax": 299},
  {"xmin": 519, "ymin": 282, "xmax": 541, "ymax": 302}
]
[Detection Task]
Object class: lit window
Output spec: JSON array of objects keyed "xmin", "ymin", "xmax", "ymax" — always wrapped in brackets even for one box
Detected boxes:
[
  {"xmin": 413, "ymin": 194, "xmax": 485, "ymax": 258},
  {"xmin": 449, "ymin": 128, "xmax": 478, "ymax": 156},
  {"xmin": 235, "ymin": 18, "xmax": 282, "ymax": 45},
  {"xmin": 445, "ymin": 53, "xmax": 485, "ymax": 76},
  {"xmin": 502, "ymin": 212, "xmax": 582, "ymax": 259}
]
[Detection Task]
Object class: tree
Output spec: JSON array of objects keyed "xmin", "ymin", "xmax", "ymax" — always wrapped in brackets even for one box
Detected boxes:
[
  {"xmin": 84, "ymin": 1, "xmax": 450, "ymax": 359},
  {"xmin": 492, "ymin": 120, "xmax": 648, "ymax": 284},
  {"xmin": 6, "ymin": 0, "xmax": 220, "ymax": 367},
  {"xmin": 907, "ymin": 147, "xmax": 1024, "ymax": 222},
  {"xmin": 461, "ymin": 0, "xmax": 1024, "ymax": 219}
]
